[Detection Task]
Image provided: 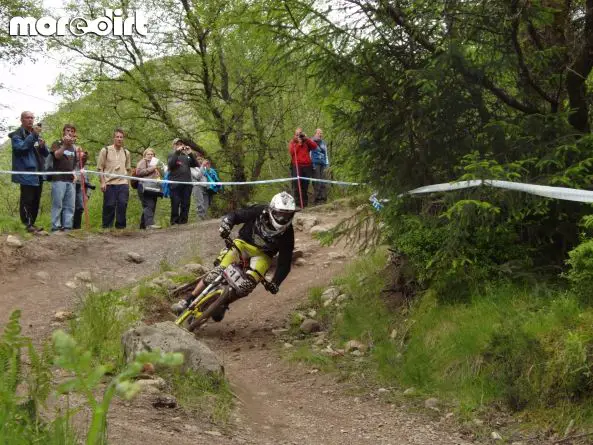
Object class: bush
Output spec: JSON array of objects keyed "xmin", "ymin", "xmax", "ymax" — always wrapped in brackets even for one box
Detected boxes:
[{"xmin": 565, "ymin": 238, "xmax": 593, "ymax": 304}]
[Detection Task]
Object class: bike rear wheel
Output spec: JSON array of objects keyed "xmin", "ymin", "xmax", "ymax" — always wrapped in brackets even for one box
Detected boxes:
[{"xmin": 188, "ymin": 287, "xmax": 231, "ymax": 332}]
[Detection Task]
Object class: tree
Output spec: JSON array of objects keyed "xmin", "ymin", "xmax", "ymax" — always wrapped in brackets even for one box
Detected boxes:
[
  {"xmin": 50, "ymin": 0, "xmax": 325, "ymax": 206},
  {"xmin": 0, "ymin": 0, "xmax": 42, "ymax": 63}
]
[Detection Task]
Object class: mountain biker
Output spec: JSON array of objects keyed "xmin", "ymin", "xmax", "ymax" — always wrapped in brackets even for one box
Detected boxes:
[{"xmin": 171, "ymin": 191, "xmax": 296, "ymax": 321}]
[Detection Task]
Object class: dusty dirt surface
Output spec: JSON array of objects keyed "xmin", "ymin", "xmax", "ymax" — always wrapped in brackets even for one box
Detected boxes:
[{"xmin": 0, "ymin": 207, "xmax": 476, "ymax": 445}]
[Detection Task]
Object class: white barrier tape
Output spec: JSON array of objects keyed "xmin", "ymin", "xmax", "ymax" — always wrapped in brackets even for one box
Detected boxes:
[
  {"xmin": 398, "ymin": 179, "xmax": 593, "ymax": 203},
  {"xmin": 0, "ymin": 169, "xmax": 362, "ymax": 187}
]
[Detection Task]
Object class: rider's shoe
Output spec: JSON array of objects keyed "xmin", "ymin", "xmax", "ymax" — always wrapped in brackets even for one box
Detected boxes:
[
  {"xmin": 211, "ymin": 304, "xmax": 228, "ymax": 322},
  {"xmin": 171, "ymin": 299, "xmax": 189, "ymax": 315}
]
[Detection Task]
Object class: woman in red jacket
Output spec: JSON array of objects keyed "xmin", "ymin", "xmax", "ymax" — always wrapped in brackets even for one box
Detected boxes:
[{"xmin": 288, "ymin": 127, "xmax": 318, "ymax": 208}]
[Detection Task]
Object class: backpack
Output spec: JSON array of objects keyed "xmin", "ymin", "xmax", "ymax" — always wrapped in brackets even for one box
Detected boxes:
[
  {"xmin": 162, "ymin": 171, "xmax": 171, "ymax": 198},
  {"xmin": 130, "ymin": 167, "xmax": 139, "ymax": 189}
]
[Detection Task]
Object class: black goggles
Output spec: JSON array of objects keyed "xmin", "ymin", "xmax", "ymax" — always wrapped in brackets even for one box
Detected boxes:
[{"xmin": 271, "ymin": 209, "xmax": 294, "ymax": 224}]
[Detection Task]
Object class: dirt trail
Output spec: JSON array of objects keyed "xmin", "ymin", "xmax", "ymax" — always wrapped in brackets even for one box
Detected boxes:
[{"xmin": 0, "ymin": 208, "xmax": 476, "ymax": 445}]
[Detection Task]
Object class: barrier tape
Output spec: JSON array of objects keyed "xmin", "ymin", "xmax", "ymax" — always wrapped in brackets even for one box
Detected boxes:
[{"xmin": 0, "ymin": 169, "xmax": 361, "ymax": 187}]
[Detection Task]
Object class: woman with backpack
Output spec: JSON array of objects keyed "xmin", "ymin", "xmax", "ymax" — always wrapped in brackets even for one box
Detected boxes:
[{"xmin": 135, "ymin": 148, "xmax": 162, "ymax": 229}]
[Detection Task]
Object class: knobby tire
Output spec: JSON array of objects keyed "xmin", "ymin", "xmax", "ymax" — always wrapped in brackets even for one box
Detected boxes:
[{"xmin": 188, "ymin": 287, "xmax": 231, "ymax": 332}]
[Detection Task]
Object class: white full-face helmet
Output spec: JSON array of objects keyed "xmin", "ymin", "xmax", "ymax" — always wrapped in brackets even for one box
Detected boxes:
[{"xmin": 263, "ymin": 192, "xmax": 296, "ymax": 234}]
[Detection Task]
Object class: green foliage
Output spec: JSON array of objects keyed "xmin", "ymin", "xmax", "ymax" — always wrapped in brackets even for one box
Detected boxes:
[
  {"xmin": 167, "ymin": 370, "xmax": 233, "ymax": 425},
  {"xmin": 565, "ymin": 239, "xmax": 593, "ymax": 305},
  {"xmin": 53, "ymin": 329, "xmax": 183, "ymax": 445},
  {"xmin": 0, "ymin": 311, "xmax": 77, "ymax": 444},
  {"xmin": 294, "ymin": 251, "xmax": 593, "ymax": 430},
  {"xmin": 69, "ymin": 291, "xmax": 140, "ymax": 369}
]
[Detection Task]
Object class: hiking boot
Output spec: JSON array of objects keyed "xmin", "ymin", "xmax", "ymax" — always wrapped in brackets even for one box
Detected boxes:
[
  {"xmin": 147, "ymin": 224, "xmax": 162, "ymax": 229},
  {"xmin": 171, "ymin": 299, "xmax": 189, "ymax": 315}
]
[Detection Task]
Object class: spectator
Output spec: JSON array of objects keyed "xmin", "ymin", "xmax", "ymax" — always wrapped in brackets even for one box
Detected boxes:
[
  {"xmin": 311, "ymin": 128, "xmax": 330, "ymax": 205},
  {"xmin": 49, "ymin": 124, "xmax": 78, "ymax": 232},
  {"xmin": 191, "ymin": 159, "xmax": 222, "ymax": 220},
  {"xmin": 136, "ymin": 148, "xmax": 162, "ymax": 229},
  {"xmin": 191, "ymin": 163, "xmax": 208, "ymax": 220},
  {"xmin": 168, "ymin": 138, "xmax": 198, "ymax": 225},
  {"xmin": 9, "ymin": 111, "xmax": 49, "ymax": 233},
  {"xmin": 288, "ymin": 127, "xmax": 317, "ymax": 208},
  {"xmin": 73, "ymin": 145, "xmax": 91, "ymax": 230},
  {"xmin": 97, "ymin": 128, "xmax": 131, "ymax": 229},
  {"xmin": 203, "ymin": 159, "xmax": 222, "ymax": 209}
]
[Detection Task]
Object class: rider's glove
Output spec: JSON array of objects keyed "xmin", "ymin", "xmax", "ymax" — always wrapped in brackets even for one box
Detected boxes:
[
  {"xmin": 219, "ymin": 219, "xmax": 232, "ymax": 239},
  {"xmin": 266, "ymin": 281, "xmax": 279, "ymax": 294}
]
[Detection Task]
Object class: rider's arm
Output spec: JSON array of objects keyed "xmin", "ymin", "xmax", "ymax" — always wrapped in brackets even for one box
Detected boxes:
[
  {"xmin": 223, "ymin": 205, "xmax": 266, "ymax": 226},
  {"xmin": 272, "ymin": 226, "xmax": 295, "ymax": 285}
]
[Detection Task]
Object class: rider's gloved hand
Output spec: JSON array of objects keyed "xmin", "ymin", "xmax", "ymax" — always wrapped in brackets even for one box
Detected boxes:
[
  {"xmin": 219, "ymin": 219, "xmax": 232, "ymax": 239},
  {"xmin": 266, "ymin": 281, "xmax": 279, "ymax": 294}
]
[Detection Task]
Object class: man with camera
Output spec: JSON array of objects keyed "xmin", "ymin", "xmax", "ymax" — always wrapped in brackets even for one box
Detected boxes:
[
  {"xmin": 288, "ymin": 127, "xmax": 318, "ymax": 208},
  {"xmin": 167, "ymin": 138, "xmax": 198, "ymax": 225},
  {"xmin": 9, "ymin": 111, "xmax": 49, "ymax": 233},
  {"xmin": 48, "ymin": 124, "xmax": 80, "ymax": 232}
]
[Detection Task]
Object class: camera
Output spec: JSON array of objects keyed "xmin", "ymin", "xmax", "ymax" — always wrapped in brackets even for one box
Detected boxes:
[{"xmin": 298, "ymin": 132, "xmax": 306, "ymax": 139}]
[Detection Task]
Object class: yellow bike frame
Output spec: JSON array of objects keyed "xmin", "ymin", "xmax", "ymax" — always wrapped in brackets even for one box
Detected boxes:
[{"xmin": 174, "ymin": 288, "xmax": 224, "ymax": 327}]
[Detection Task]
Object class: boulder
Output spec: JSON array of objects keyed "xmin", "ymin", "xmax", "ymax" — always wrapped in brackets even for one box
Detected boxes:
[
  {"xmin": 6, "ymin": 235, "xmax": 23, "ymax": 248},
  {"xmin": 328, "ymin": 252, "xmax": 347, "ymax": 260},
  {"xmin": 53, "ymin": 311, "xmax": 75, "ymax": 322},
  {"xmin": 336, "ymin": 294, "xmax": 349, "ymax": 304},
  {"xmin": 299, "ymin": 318, "xmax": 321, "ymax": 334},
  {"xmin": 294, "ymin": 258, "xmax": 306, "ymax": 267},
  {"xmin": 126, "ymin": 252, "xmax": 145, "ymax": 264},
  {"xmin": 310, "ymin": 225, "xmax": 333, "ymax": 235},
  {"xmin": 34, "ymin": 271, "xmax": 50, "ymax": 282},
  {"xmin": 151, "ymin": 277, "xmax": 177, "ymax": 290},
  {"xmin": 183, "ymin": 263, "xmax": 208, "ymax": 275},
  {"xmin": 121, "ymin": 321, "xmax": 223, "ymax": 374},
  {"xmin": 344, "ymin": 340, "xmax": 368, "ymax": 353},
  {"xmin": 321, "ymin": 287, "xmax": 340, "ymax": 302},
  {"xmin": 424, "ymin": 397, "xmax": 439, "ymax": 410},
  {"xmin": 74, "ymin": 270, "xmax": 92, "ymax": 283},
  {"xmin": 294, "ymin": 215, "xmax": 319, "ymax": 232}
]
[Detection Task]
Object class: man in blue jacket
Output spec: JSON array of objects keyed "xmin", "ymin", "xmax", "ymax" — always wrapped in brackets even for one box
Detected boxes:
[{"xmin": 9, "ymin": 111, "xmax": 49, "ymax": 233}]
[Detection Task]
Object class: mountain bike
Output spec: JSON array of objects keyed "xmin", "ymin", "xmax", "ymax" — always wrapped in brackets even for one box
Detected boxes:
[{"xmin": 174, "ymin": 237, "xmax": 274, "ymax": 332}]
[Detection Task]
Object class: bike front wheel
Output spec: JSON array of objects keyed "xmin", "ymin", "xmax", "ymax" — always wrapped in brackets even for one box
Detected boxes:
[{"xmin": 188, "ymin": 287, "xmax": 231, "ymax": 332}]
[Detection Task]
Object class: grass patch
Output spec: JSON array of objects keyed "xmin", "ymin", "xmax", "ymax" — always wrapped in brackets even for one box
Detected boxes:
[
  {"xmin": 287, "ymin": 344, "xmax": 335, "ymax": 371},
  {"xmin": 167, "ymin": 370, "xmax": 234, "ymax": 425},
  {"xmin": 69, "ymin": 290, "xmax": 140, "ymax": 369}
]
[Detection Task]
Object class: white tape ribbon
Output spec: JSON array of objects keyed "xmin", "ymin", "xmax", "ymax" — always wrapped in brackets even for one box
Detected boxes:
[
  {"xmin": 0, "ymin": 169, "xmax": 362, "ymax": 187},
  {"xmin": 400, "ymin": 179, "xmax": 593, "ymax": 203}
]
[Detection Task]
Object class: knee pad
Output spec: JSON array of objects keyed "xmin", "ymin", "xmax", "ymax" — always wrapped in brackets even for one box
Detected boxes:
[
  {"xmin": 204, "ymin": 265, "xmax": 225, "ymax": 284},
  {"xmin": 236, "ymin": 275, "xmax": 257, "ymax": 298}
]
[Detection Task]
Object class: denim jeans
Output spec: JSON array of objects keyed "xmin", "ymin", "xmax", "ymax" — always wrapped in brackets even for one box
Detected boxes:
[
  {"xmin": 51, "ymin": 181, "xmax": 76, "ymax": 230},
  {"xmin": 103, "ymin": 184, "xmax": 129, "ymax": 229}
]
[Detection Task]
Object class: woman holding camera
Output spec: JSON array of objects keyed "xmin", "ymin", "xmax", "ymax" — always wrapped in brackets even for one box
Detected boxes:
[
  {"xmin": 136, "ymin": 148, "xmax": 162, "ymax": 229},
  {"xmin": 288, "ymin": 127, "xmax": 318, "ymax": 208}
]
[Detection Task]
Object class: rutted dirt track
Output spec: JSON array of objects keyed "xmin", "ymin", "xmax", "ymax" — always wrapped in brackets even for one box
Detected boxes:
[{"xmin": 0, "ymin": 208, "xmax": 475, "ymax": 445}]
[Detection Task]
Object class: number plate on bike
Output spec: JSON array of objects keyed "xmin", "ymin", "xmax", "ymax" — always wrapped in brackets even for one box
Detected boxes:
[{"xmin": 223, "ymin": 264, "xmax": 251, "ymax": 292}]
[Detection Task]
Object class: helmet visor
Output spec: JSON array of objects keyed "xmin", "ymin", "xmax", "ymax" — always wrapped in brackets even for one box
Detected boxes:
[{"xmin": 271, "ymin": 209, "xmax": 294, "ymax": 225}]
